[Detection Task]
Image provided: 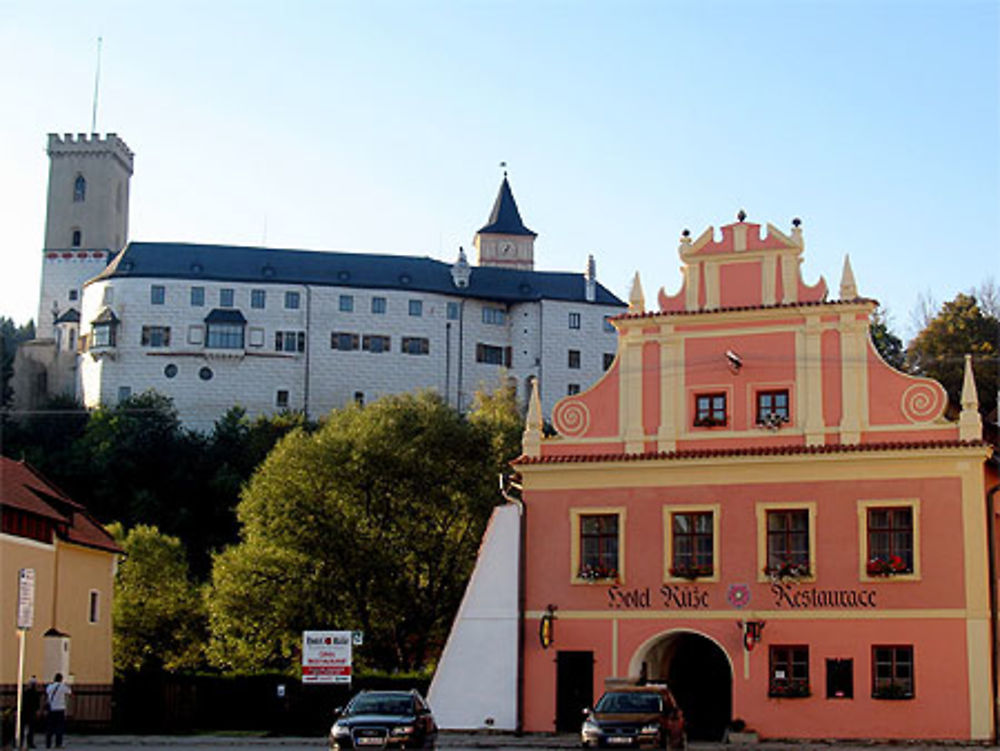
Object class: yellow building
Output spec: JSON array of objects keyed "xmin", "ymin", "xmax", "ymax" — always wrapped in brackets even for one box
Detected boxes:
[{"xmin": 1, "ymin": 457, "xmax": 120, "ymax": 724}]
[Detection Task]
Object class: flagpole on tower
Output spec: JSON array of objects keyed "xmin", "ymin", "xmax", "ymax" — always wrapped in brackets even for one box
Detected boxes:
[{"xmin": 91, "ymin": 36, "xmax": 103, "ymax": 133}]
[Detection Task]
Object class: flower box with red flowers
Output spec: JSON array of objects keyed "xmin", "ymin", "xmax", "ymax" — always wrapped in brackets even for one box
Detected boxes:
[
  {"xmin": 768, "ymin": 679, "xmax": 811, "ymax": 698},
  {"xmin": 866, "ymin": 555, "xmax": 910, "ymax": 576},
  {"xmin": 763, "ymin": 561, "xmax": 811, "ymax": 580},
  {"xmin": 669, "ymin": 563, "xmax": 714, "ymax": 580},
  {"xmin": 577, "ymin": 563, "xmax": 618, "ymax": 582}
]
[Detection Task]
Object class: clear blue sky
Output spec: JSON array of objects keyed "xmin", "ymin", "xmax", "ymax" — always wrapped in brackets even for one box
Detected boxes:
[{"xmin": 2, "ymin": 0, "xmax": 997, "ymax": 340}]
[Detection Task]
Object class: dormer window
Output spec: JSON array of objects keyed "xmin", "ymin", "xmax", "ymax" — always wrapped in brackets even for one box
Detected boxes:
[
  {"xmin": 91, "ymin": 308, "xmax": 119, "ymax": 348},
  {"xmin": 74, "ymin": 175, "xmax": 86, "ymax": 202},
  {"xmin": 205, "ymin": 309, "xmax": 246, "ymax": 349}
]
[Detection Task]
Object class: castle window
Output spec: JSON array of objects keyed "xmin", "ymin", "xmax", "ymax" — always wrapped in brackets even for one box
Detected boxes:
[
  {"xmin": 74, "ymin": 175, "xmax": 86, "ymax": 202},
  {"xmin": 68, "ymin": 290, "xmax": 78, "ymax": 302},
  {"xmin": 401, "ymin": 337, "xmax": 430, "ymax": 355},
  {"xmin": 568, "ymin": 349, "xmax": 581, "ymax": 369},
  {"xmin": 483, "ymin": 307, "xmax": 506, "ymax": 325},
  {"xmin": 340, "ymin": 295, "xmax": 354, "ymax": 312},
  {"xmin": 409, "ymin": 300, "xmax": 423, "ymax": 317},
  {"xmin": 92, "ymin": 323, "xmax": 115, "ymax": 347},
  {"xmin": 118, "ymin": 386, "xmax": 132, "ymax": 402},
  {"xmin": 354, "ymin": 391, "xmax": 365, "ymax": 406},
  {"xmin": 205, "ymin": 310, "xmax": 246, "ymax": 349},
  {"xmin": 191, "ymin": 287, "xmax": 205, "ymax": 307},
  {"xmin": 603, "ymin": 353, "xmax": 615, "ymax": 371},
  {"xmin": 331, "ymin": 332, "xmax": 360, "ymax": 351},
  {"xmin": 285, "ymin": 291, "xmax": 301, "ymax": 310},
  {"xmin": 363, "ymin": 335, "xmax": 391, "ymax": 353},
  {"xmin": 276, "ymin": 390, "xmax": 289, "ymax": 408},
  {"xmin": 372, "ymin": 297, "xmax": 387, "ymax": 315},
  {"xmin": 603, "ymin": 316, "xmax": 616, "ymax": 333},
  {"xmin": 91, "ymin": 308, "xmax": 119, "ymax": 348},
  {"xmin": 251, "ymin": 289, "xmax": 266, "ymax": 309},
  {"xmin": 569, "ymin": 312, "xmax": 581, "ymax": 329},
  {"xmin": 275, "ymin": 331, "xmax": 306, "ymax": 353},
  {"xmin": 71, "ymin": 229, "xmax": 82, "ymax": 247},
  {"xmin": 447, "ymin": 302, "xmax": 460, "ymax": 320},
  {"xmin": 150, "ymin": 285, "xmax": 165, "ymax": 305},
  {"xmin": 476, "ymin": 343, "xmax": 509, "ymax": 366},
  {"xmin": 141, "ymin": 325, "xmax": 171, "ymax": 348},
  {"xmin": 567, "ymin": 383, "xmax": 581, "ymax": 395},
  {"xmin": 220, "ymin": 288, "xmax": 235, "ymax": 308},
  {"xmin": 88, "ymin": 590, "xmax": 100, "ymax": 624}
]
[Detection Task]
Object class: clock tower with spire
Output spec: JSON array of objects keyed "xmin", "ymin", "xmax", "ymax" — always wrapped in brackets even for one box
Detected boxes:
[{"xmin": 474, "ymin": 172, "xmax": 537, "ymax": 270}]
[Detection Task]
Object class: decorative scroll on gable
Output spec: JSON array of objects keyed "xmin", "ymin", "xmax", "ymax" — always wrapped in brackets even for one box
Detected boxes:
[{"xmin": 658, "ymin": 215, "xmax": 827, "ymax": 312}]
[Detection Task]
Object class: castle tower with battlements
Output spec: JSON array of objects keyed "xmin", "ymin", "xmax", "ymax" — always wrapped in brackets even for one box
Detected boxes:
[{"xmin": 37, "ymin": 132, "xmax": 133, "ymax": 338}]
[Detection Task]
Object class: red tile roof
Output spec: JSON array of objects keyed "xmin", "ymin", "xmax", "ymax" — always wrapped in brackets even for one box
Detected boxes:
[
  {"xmin": 1, "ymin": 457, "xmax": 121, "ymax": 553},
  {"xmin": 612, "ymin": 297, "xmax": 879, "ymax": 321},
  {"xmin": 514, "ymin": 439, "xmax": 990, "ymax": 465}
]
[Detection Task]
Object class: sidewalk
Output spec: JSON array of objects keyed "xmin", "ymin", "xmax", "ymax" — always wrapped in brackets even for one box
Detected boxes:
[{"xmin": 59, "ymin": 733, "xmax": 1000, "ymax": 749}]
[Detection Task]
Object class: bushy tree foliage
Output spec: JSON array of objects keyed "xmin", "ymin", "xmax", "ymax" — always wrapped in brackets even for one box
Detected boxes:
[
  {"xmin": 207, "ymin": 390, "xmax": 517, "ymax": 674},
  {"xmin": 869, "ymin": 306, "xmax": 905, "ymax": 370},
  {"xmin": 906, "ymin": 292, "xmax": 999, "ymax": 416},
  {"xmin": 0, "ymin": 317, "xmax": 34, "ymax": 407},
  {"xmin": 110, "ymin": 523, "xmax": 206, "ymax": 674}
]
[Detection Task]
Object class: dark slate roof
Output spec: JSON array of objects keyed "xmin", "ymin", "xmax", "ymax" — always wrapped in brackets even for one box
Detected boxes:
[
  {"xmin": 477, "ymin": 176, "xmax": 537, "ymax": 237},
  {"xmin": 89, "ymin": 242, "xmax": 626, "ymax": 307},
  {"xmin": 55, "ymin": 308, "xmax": 80, "ymax": 324},
  {"xmin": 205, "ymin": 308, "xmax": 247, "ymax": 324},
  {"xmin": 92, "ymin": 307, "xmax": 119, "ymax": 324}
]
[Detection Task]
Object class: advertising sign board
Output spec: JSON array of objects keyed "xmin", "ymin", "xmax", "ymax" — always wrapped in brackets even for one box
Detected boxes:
[
  {"xmin": 302, "ymin": 630, "xmax": 352, "ymax": 684},
  {"xmin": 17, "ymin": 568, "xmax": 35, "ymax": 630}
]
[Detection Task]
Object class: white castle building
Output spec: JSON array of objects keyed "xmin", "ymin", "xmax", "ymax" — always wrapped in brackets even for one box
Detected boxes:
[{"xmin": 15, "ymin": 133, "xmax": 625, "ymax": 430}]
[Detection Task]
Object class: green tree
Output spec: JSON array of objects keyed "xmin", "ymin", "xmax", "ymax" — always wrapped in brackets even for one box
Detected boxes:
[
  {"xmin": 0, "ymin": 316, "xmax": 34, "ymax": 407},
  {"xmin": 110, "ymin": 523, "xmax": 206, "ymax": 674},
  {"xmin": 869, "ymin": 306, "xmax": 905, "ymax": 370},
  {"xmin": 207, "ymin": 391, "xmax": 503, "ymax": 674},
  {"xmin": 905, "ymin": 292, "xmax": 999, "ymax": 416}
]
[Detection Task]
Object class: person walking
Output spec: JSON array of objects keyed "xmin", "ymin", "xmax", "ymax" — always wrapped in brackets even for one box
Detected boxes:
[
  {"xmin": 21, "ymin": 676, "xmax": 40, "ymax": 749},
  {"xmin": 44, "ymin": 674, "xmax": 70, "ymax": 749}
]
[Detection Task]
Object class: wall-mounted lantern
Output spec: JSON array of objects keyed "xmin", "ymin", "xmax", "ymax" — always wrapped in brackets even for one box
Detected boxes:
[
  {"xmin": 738, "ymin": 620, "xmax": 765, "ymax": 652},
  {"xmin": 539, "ymin": 604, "xmax": 557, "ymax": 649}
]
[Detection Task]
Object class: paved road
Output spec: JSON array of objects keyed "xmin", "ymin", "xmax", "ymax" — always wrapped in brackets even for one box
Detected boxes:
[{"xmin": 45, "ymin": 735, "xmax": 1000, "ymax": 751}]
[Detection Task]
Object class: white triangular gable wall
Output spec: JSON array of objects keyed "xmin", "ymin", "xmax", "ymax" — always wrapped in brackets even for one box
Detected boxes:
[{"xmin": 428, "ymin": 503, "xmax": 520, "ymax": 729}]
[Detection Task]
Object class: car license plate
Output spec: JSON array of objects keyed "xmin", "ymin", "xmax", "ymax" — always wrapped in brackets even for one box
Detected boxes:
[
  {"xmin": 607, "ymin": 738, "xmax": 634, "ymax": 745},
  {"xmin": 357, "ymin": 738, "xmax": 385, "ymax": 746}
]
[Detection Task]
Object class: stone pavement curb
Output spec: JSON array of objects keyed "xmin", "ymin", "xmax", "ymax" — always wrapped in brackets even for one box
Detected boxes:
[{"xmin": 57, "ymin": 735, "xmax": 1000, "ymax": 749}]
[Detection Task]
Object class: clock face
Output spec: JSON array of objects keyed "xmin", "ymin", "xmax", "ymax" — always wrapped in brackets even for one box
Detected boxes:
[{"xmin": 500, "ymin": 242, "xmax": 514, "ymax": 256}]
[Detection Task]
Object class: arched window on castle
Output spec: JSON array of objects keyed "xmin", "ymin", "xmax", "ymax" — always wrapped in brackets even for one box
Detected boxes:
[
  {"xmin": 74, "ymin": 175, "xmax": 86, "ymax": 202},
  {"xmin": 71, "ymin": 229, "xmax": 82, "ymax": 247}
]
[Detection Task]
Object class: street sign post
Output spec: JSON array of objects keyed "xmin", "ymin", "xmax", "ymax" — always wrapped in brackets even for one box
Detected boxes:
[
  {"xmin": 15, "ymin": 568, "xmax": 35, "ymax": 749},
  {"xmin": 302, "ymin": 631, "xmax": 353, "ymax": 685}
]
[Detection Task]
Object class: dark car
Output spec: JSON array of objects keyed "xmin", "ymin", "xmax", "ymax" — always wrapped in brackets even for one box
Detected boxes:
[
  {"xmin": 330, "ymin": 690, "xmax": 437, "ymax": 750},
  {"xmin": 581, "ymin": 685, "xmax": 685, "ymax": 748}
]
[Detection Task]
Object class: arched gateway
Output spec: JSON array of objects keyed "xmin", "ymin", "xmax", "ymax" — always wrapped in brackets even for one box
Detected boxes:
[{"xmin": 630, "ymin": 630, "xmax": 733, "ymax": 741}]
